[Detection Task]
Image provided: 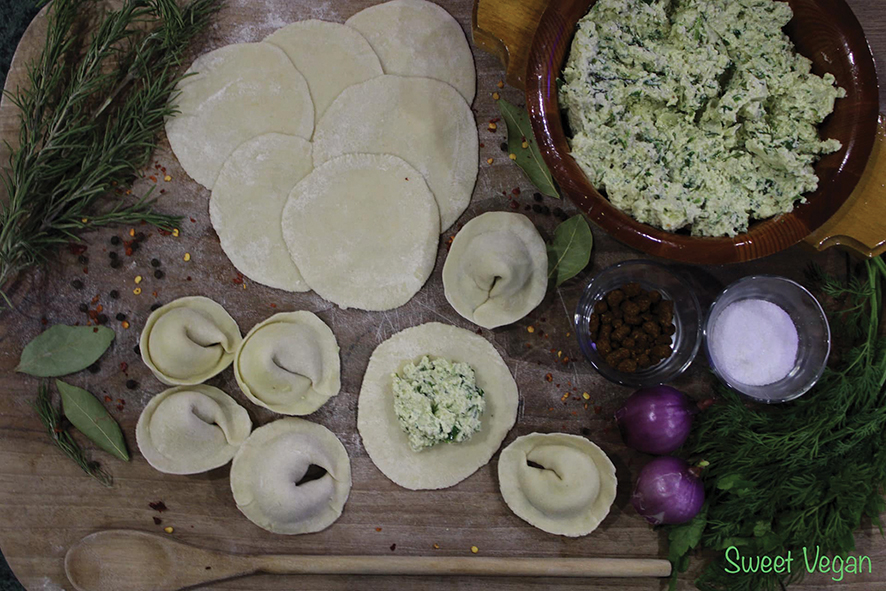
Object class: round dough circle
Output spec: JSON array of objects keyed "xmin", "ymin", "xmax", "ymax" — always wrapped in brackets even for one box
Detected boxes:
[
  {"xmin": 357, "ymin": 322, "xmax": 519, "ymax": 490},
  {"xmin": 281, "ymin": 154, "xmax": 439, "ymax": 311},
  {"xmin": 443, "ymin": 212, "xmax": 548, "ymax": 329},
  {"xmin": 235, "ymin": 311, "xmax": 341, "ymax": 415},
  {"xmin": 210, "ymin": 133, "xmax": 313, "ymax": 292},
  {"xmin": 165, "ymin": 43, "xmax": 314, "ymax": 189},
  {"xmin": 136, "ymin": 385, "xmax": 252, "ymax": 475},
  {"xmin": 498, "ymin": 433, "xmax": 617, "ymax": 537},
  {"xmin": 312, "ymin": 75, "xmax": 478, "ymax": 232},
  {"xmin": 230, "ymin": 418, "xmax": 351, "ymax": 534},
  {"xmin": 140, "ymin": 296, "xmax": 242, "ymax": 386},
  {"xmin": 345, "ymin": 0, "xmax": 476, "ymax": 103},
  {"xmin": 264, "ymin": 20, "xmax": 383, "ymax": 124}
]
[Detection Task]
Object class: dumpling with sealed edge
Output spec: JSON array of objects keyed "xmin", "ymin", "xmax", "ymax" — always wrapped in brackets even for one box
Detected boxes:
[
  {"xmin": 230, "ymin": 418, "xmax": 351, "ymax": 535},
  {"xmin": 140, "ymin": 296, "xmax": 242, "ymax": 386},
  {"xmin": 443, "ymin": 212, "xmax": 548, "ymax": 329},
  {"xmin": 235, "ymin": 311, "xmax": 341, "ymax": 416},
  {"xmin": 136, "ymin": 384, "xmax": 252, "ymax": 475},
  {"xmin": 497, "ymin": 432, "xmax": 617, "ymax": 537}
]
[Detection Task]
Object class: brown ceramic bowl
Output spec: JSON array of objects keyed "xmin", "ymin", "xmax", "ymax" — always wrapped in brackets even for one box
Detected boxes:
[{"xmin": 526, "ymin": 0, "xmax": 880, "ymax": 264}]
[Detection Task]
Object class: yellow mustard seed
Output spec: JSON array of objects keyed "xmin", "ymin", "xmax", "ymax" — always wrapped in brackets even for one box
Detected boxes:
[
  {"xmin": 488, "ymin": 122, "xmax": 497, "ymax": 132},
  {"xmin": 129, "ymin": 228, "xmax": 135, "ymax": 237},
  {"xmin": 433, "ymin": 543, "xmax": 440, "ymax": 549},
  {"xmin": 172, "ymin": 228, "xmax": 180, "ymax": 237},
  {"xmin": 183, "ymin": 253, "xmax": 191, "ymax": 262},
  {"xmin": 134, "ymin": 275, "xmax": 143, "ymax": 284},
  {"xmin": 497, "ymin": 80, "xmax": 504, "ymax": 89},
  {"xmin": 527, "ymin": 326, "xmax": 535, "ymax": 333},
  {"xmin": 522, "ymin": 141, "xmax": 529, "ymax": 149},
  {"xmin": 509, "ymin": 153, "xmax": 517, "ymax": 160},
  {"xmin": 583, "ymin": 392, "xmax": 590, "ymax": 400},
  {"xmin": 471, "ymin": 546, "xmax": 479, "ymax": 554},
  {"xmin": 492, "ymin": 92, "xmax": 500, "ymax": 100},
  {"xmin": 164, "ymin": 526, "xmax": 174, "ymax": 534},
  {"xmin": 486, "ymin": 158, "xmax": 494, "ymax": 165},
  {"xmin": 164, "ymin": 175, "xmax": 172, "ymax": 182},
  {"xmin": 121, "ymin": 321, "xmax": 130, "ymax": 329},
  {"xmin": 133, "ymin": 287, "xmax": 142, "ymax": 295},
  {"xmin": 81, "ymin": 218, "xmax": 88, "ymax": 224}
]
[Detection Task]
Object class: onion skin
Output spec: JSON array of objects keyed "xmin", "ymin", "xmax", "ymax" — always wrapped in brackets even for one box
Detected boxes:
[
  {"xmin": 631, "ymin": 456, "xmax": 704, "ymax": 525},
  {"xmin": 615, "ymin": 386, "xmax": 696, "ymax": 455}
]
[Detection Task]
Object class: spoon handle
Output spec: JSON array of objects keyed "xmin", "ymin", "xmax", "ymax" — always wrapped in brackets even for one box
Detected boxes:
[{"xmin": 254, "ymin": 555, "xmax": 672, "ymax": 578}]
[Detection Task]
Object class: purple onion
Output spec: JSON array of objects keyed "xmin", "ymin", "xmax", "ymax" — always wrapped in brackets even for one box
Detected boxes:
[
  {"xmin": 631, "ymin": 456, "xmax": 704, "ymax": 525},
  {"xmin": 615, "ymin": 386, "xmax": 697, "ymax": 455}
]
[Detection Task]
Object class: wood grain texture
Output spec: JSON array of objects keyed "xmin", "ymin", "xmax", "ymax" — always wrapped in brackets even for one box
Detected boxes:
[{"xmin": 0, "ymin": 1, "xmax": 884, "ymax": 591}]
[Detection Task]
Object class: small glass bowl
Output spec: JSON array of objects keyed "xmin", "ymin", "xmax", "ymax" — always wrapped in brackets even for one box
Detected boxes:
[
  {"xmin": 574, "ymin": 260, "xmax": 703, "ymax": 387},
  {"xmin": 703, "ymin": 276, "xmax": 830, "ymax": 404}
]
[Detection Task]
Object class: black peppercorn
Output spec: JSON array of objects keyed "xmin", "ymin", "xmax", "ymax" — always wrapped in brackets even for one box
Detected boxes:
[
  {"xmin": 150, "ymin": 258, "xmax": 161, "ymax": 267},
  {"xmin": 154, "ymin": 270, "xmax": 164, "ymax": 279},
  {"xmin": 540, "ymin": 206, "xmax": 551, "ymax": 215},
  {"xmin": 553, "ymin": 207, "xmax": 568, "ymax": 220},
  {"xmin": 130, "ymin": 242, "xmax": 140, "ymax": 252},
  {"xmin": 71, "ymin": 279, "xmax": 83, "ymax": 289},
  {"xmin": 96, "ymin": 314, "xmax": 108, "ymax": 325},
  {"xmin": 78, "ymin": 303, "xmax": 89, "ymax": 313},
  {"xmin": 133, "ymin": 344, "xmax": 141, "ymax": 356},
  {"xmin": 533, "ymin": 192, "xmax": 543, "ymax": 202},
  {"xmin": 150, "ymin": 302, "xmax": 162, "ymax": 311},
  {"xmin": 77, "ymin": 255, "xmax": 89, "ymax": 265},
  {"xmin": 126, "ymin": 379, "xmax": 138, "ymax": 390},
  {"xmin": 110, "ymin": 259, "xmax": 121, "ymax": 269},
  {"xmin": 135, "ymin": 232, "xmax": 146, "ymax": 242},
  {"xmin": 116, "ymin": 313, "xmax": 126, "ymax": 321},
  {"xmin": 109, "ymin": 290, "xmax": 119, "ymax": 299},
  {"xmin": 532, "ymin": 204, "xmax": 543, "ymax": 214},
  {"xmin": 88, "ymin": 363, "xmax": 100, "ymax": 374},
  {"xmin": 110, "ymin": 236, "xmax": 120, "ymax": 245},
  {"xmin": 109, "ymin": 252, "xmax": 118, "ymax": 260}
]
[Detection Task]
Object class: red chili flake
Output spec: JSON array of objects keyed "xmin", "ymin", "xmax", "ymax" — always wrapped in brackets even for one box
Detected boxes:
[
  {"xmin": 512, "ymin": 187, "xmax": 521, "ymax": 195},
  {"xmin": 116, "ymin": 404, "xmax": 124, "ymax": 411},
  {"xmin": 698, "ymin": 398, "xmax": 715, "ymax": 411},
  {"xmin": 390, "ymin": 544, "xmax": 397, "ymax": 552},
  {"xmin": 92, "ymin": 327, "xmax": 99, "ymax": 333},
  {"xmin": 489, "ymin": 117, "xmax": 500, "ymax": 123},
  {"xmin": 555, "ymin": 384, "xmax": 560, "ymax": 388},
  {"xmin": 104, "ymin": 396, "xmax": 112, "ymax": 403},
  {"xmin": 594, "ymin": 406, "xmax": 603, "ymax": 414},
  {"xmin": 475, "ymin": 328, "xmax": 482, "ymax": 334},
  {"xmin": 154, "ymin": 163, "xmax": 161, "ymax": 169},
  {"xmin": 479, "ymin": 143, "xmax": 484, "ymax": 148},
  {"xmin": 189, "ymin": 217, "xmax": 196, "ymax": 223},
  {"xmin": 375, "ymin": 527, "xmax": 382, "ymax": 532},
  {"xmin": 68, "ymin": 243, "xmax": 88, "ymax": 256},
  {"xmin": 125, "ymin": 247, "xmax": 133, "ymax": 256},
  {"xmin": 270, "ymin": 303, "xmax": 277, "ymax": 308},
  {"xmin": 120, "ymin": 362, "xmax": 128, "ymax": 373},
  {"xmin": 233, "ymin": 276, "xmax": 243, "ymax": 285},
  {"xmin": 161, "ymin": 167, "xmax": 167, "ymax": 173},
  {"xmin": 158, "ymin": 229, "xmax": 172, "ymax": 236},
  {"xmin": 571, "ymin": 411, "xmax": 578, "ymax": 416},
  {"xmin": 149, "ymin": 501, "xmax": 168, "ymax": 512},
  {"xmin": 159, "ymin": 189, "xmax": 166, "ymax": 194},
  {"xmin": 508, "ymin": 201, "xmax": 519, "ymax": 210},
  {"xmin": 186, "ymin": 276, "xmax": 192, "ymax": 281},
  {"xmin": 91, "ymin": 294, "xmax": 100, "ymax": 305},
  {"xmin": 149, "ymin": 175, "xmax": 157, "ymax": 182},
  {"xmin": 117, "ymin": 399, "xmax": 125, "ymax": 405},
  {"xmin": 82, "ymin": 267, "xmax": 89, "ymax": 274},
  {"xmin": 544, "ymin": 373, "xmax": 553, "ymax": 382},
  {"xmin": 152, "ymin": 291, "xmax": 158, "ymax": 298},
  {"xmin": 153, "ymin": 517, "xmax": 162, "ymax": 525},
  {"xmin": 41, "ymin": 317, "xmax": 48, "ymax": 325},
  {"xmin": 524, "ymin": 343, "xmax": 531, "ymax": 349},
  {"xmin": 96, "ymin": 305, "xmax": 103, "ymax": 313}
]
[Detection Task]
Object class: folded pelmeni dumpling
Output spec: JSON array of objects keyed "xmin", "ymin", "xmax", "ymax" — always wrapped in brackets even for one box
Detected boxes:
[
  {"xmin": 498, "ymin": 433, "xmax": 617, "ymax": 537},
  {"xmin": 234, "ymin": 311, "xmax": 340, "ymax": 415},
  {"xmin": 136, "ymin": 385, "xmax": 252, "ymax": 475},
  {"xmin": 443, "ymin": 212, "xmax": 548, "ymax": 329},
  {"xmin": 230, "ymin": 418, "xmax": 351, "ymax": 534},
  {"xmin": 140, "ymin": 296, "xmax": 241, "ymax": 386}
]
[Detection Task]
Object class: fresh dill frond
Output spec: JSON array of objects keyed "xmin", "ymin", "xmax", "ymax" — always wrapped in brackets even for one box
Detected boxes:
[
  {"xmin": 33, "ymin": 382, "xmax": 113, "ymax": 487},
  {"xmin": 0, "ymin": 0, "xmax": 220, "ymax": 305}
]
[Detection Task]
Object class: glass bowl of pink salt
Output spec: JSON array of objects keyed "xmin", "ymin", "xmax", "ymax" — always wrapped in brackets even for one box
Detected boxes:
[{"xmin": 703, "ymin": 276, "xmax": 830, "ymax": 403}]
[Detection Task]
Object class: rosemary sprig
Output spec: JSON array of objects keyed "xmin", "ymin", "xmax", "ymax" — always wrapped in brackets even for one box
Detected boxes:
[
  {"xmin": 666, "ymin": 257, "xmax": 886, "ymax": 590},
  {"xmin": 34, "ymin": 382, "xmax": 113, "ymax": 487},
  {"xmin": 0, "ymin": 0, "xmax": 220, "ymax": 305}
]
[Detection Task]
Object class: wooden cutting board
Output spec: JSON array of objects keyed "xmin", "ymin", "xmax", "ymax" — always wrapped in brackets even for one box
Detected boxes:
[{"xmin": 0, "ymin": 1, "xmax": 884, "ymax": 590}]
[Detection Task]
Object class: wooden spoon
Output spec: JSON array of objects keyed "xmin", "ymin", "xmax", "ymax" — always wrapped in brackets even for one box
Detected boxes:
[{"xmin": 65, "ymin": 529, "xmax": 672, "ymax": 591}]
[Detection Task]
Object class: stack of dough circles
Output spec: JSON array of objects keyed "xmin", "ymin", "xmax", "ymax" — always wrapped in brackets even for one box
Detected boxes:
[
  {"xmin": 264, "ymin": 20, "xmax": 383, "ymax": 125},
  {"xmin": 281, "ymin": 154, "xmax": 439, "ymax": 311},
  {"xmin": 230, "ymin": 418, "xmax": 351, "ymax": 535},
  {"xmin": 346, "ymin": 0, "xmax": 476, "ymax": 104},
  {"xmin": 209, "ymin": 134, "xmax": 313, "ymax": 292},
  {"xmin": 140, "ymin": 296, "xmax": 242, "ymax": 386},
  {"xmin": 497, "ymin": 433, "xmax": 617, "ymax": 537},
  {"xmin": 312, "ymin": 75, "xmax": 478, "ymax": 232},
  {"xmin": 443, "ymin": 212, "xmax": 548, "ymax": 329},
  {"xmin": 234, "ymin": 311, "xmax": 341, "ymax": 416},
  {"xmin": 136, "ymin": 385, "xmax": 252, "ymax": 475},
  {"xmin": 357, "ymin": 322, "xmax": 519, "ymax": 490},
  {"xmin": 164, "ymin": 43, "xmax": 314, "ymax": 189}
]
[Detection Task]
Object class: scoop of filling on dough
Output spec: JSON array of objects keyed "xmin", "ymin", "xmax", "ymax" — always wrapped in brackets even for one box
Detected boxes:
[{"xmin": 392, "ymin": 356, "xmax": 485, "ymax": 452}]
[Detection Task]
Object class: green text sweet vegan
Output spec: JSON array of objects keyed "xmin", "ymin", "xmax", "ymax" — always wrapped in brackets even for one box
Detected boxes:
[{"xmin": 726, "ymin": 546, "xmax": 872, "ymax": 582}]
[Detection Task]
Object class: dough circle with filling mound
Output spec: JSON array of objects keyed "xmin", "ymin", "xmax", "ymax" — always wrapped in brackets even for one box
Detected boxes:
[
  {"xmin": 140, "ymin": 296, "xmax": 242, "ymax": 386},
  {"xmin": 210, "ymin": 134, "xmax": 313, "ymax": 292},
  {"xmin": 358, "ymin": 322, "xmax": 519, "ymax": 490},
  {"xmin": 230, "ymin": 418, "xmax": 351, "ymax": 535},
  {"xmin": 498, "ymin": 433, "xmax": 617, "ymax": 537},
  {"xmin": 311, "ymin": 75, "xmax": 477, "ymax": 232},
  {"xmin": 281, "ymin": 154, "xmax": 439, "ymax": 311},
  {"xmin": 264, "ymin": 20, "xmax": 383, "ymax": 125},
  {"xmin": 164, "ymin": 43, "xmax": 314, "ymax": 189},
  {"xmin": 235, "ymin": 311, "xmax": 340, "ymax": 416},
  {"xmin": 443, "ymin": 212, "xmax": 548, "ymax": 329},
  {"xmin": 346, "ymin": 0, "xmax": 476, "ymax": 103},
  {"xmin": 136, "ymin": 385, "xmax": 252, "ymax": 475}
]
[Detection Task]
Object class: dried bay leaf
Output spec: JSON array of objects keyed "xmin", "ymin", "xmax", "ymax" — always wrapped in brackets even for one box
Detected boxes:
[
  {"xmin": 497, "ymin": 98, "xmax": 560, "ymax": 198},
  {"xmin": 16, "ymin": 325, "xmax": 115, "ymax": 377},
  {"xmin": 56, "ymin": 380, "xmax": 129, "ymax": 462},
  {"xmin": 547, "ymin": 214, "xmax": 593, "ymax": 286}
]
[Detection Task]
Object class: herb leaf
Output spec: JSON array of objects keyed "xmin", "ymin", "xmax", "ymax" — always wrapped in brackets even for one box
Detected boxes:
[
  {"xmin": 497, "ymin": 98, "xmax": 559, "ymax": 198},
  {"xmin": 56, "ymin": 380, "xmax": 129, "ymax": 461},
  {"xmin": 16, "ymin": 325, "xmax": 115, "ymax": 377},
  {"xmin": 547, "ymin": 214, "xmax": 593, "ymax": 286}
]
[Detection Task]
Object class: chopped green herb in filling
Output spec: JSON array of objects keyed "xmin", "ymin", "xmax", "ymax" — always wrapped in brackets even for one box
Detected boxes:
[
  {"xmin": 392, "ymin": 356, "xmax": 485, "ymax": 452},
  {"xmin": 561, "ymin": 0, "xmax": 845, "ymax": 237}
]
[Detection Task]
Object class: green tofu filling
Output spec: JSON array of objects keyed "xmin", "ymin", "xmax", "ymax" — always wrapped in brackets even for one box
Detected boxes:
[
  {"xmin": 560, "ymin": 0, "xmax": 846, "ymax": 237},
  {"xmin": 392, "ymin": 356, "xmax": 486, "ymax": 452}
]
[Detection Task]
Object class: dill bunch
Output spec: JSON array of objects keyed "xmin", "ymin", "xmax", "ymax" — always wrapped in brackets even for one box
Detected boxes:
[
  {"xmin": 0, "ymin": 0, "xmax": 220, "ymax": 307},
  {"xmin": 667, "ymin": 257, "xmax": 886, "ymax": 590}
]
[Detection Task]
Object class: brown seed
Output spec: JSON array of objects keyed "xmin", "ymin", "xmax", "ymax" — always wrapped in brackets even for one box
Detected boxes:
[
  {"xmin": 621, "ymin": 301, "xmax": 640, "ymax": 316},
  {"xmin": 648, "ymin": 290, "xmax": 662, "ymax": 304},
  {"xmin": 617, "ymin": 359, "xmax": 638, "ymax": 373},
  {"xmin": 655, "ymin": 334, "xmax": 672, "ymax": 345},
  {"xmin": 623, "ymin": 282, "xmax": 643, "ymax": 297},
  {"xmin": 624, "ymin": 314, "xmax": 642, "ymax": 326},
  {"xmin": 635, "ymin": 296, "xmax": 651, "ymax": 312},
  {"xmin": 643, "ymin": 321, "xmax": 661, "ymax": 337},
  {"xmin": 596, "ymin": 340, "xmax": 612, "ymax": 355},
  {"xmin": 605, "ymin": 289, "xmax": 625, "ymax": 308},
  {"xmin": 588, "ymin": 313, "xmax": 599, "ymax": 333},
  {"xmin": 651, "ymin": 344, "xmax": 672, "ymax": 358},
  {"xmin": 613, "ymin": 325, "xmax": 631, "ymax": 341},
  {"xmin": 593, "ymin": 301, "xmax": 608, "ymax": 314},
  {"xmin": 622, "ymin": 337, "xmax": 636, "ymax": 349}
]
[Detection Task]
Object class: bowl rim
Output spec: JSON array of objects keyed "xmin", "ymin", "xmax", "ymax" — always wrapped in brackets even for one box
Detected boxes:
[
  {"xmin": 573, "ymin": 259, "xmax": 703, "ymax": 387},
  {"xmin": 701, "ymin": 274, "xmax": 832, "ymax": 403},
  {"xmin": 525, "ymin": 0, "xmax": 881, "ymax": 265}
]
